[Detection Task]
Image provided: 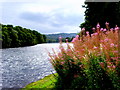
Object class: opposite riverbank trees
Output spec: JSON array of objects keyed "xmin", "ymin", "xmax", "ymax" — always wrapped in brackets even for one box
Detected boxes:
[{"xmin": 1, "ymin": 24, "xmax": 46, "ymax": 48}]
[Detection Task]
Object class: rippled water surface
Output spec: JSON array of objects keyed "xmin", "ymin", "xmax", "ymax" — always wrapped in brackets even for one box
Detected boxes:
[{"xmin": 1, "ymin": 43, "xmax": 67, "ymax": 88}]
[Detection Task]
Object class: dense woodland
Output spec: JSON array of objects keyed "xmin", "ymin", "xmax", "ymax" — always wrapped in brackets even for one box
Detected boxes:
[
  {"xmin": 1, "ymin": 24, "xmax": 46, "ymax": 48},
  {"xmin": 80, "ymin": 2, "xmax": 120, "ymax": 34}
]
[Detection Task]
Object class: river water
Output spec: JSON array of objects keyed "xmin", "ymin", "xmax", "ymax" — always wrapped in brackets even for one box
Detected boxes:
[{"xmin": 1, "ymin": 43, "xmax": 68, "ymax": 88}]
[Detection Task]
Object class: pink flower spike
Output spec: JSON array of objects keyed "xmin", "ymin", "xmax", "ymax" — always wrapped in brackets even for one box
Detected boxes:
[
  {"xmin": 59, "ymin": 36, "xmax": 62, "ymax": 43},
  {"xmin": 100, "ymin": 28, "xmax": 103, "ymax": 31},
  {"xmin": 86, "ymin": 31, "xmax": 89, "ymax": 35},
  {"xmin": 82, "ymin": 28, "xmax": 85, "ymax": 31},
  {"xmin": 61, "ymin": 61, "xmax": 64, "ymax": 65},
  {"xmin": 92, "ymin": 27, "xmax": 95, "ymax": 30},
  {"xmin": 112, "ymin": 65, "xmax": 116, "ymax": 69},
  {"xmin": 115, "ymin": 27, "xmax": 119, "ymax": 30},
  {"xmin": 75, "ymin": 35, "xmax": 79, "ymax": 38},
  {"xmin": 93, "ymin": 32, "xmax": 98, "ymax": 35},
  {"xmin": 99, "ymin": 62, "xmax": 104, "ymax": 68},
  {"xmin": 105, "ymin": 22, "xmax": 109, "ymax": 25},
  {"xmin": 104, "ymin": 38, "xmax": 109, "ymax": 42},
  {"xmin": 103, "ymin": 28, "xmax": 107, "ymax": 31},
  {"xmin": 93, "ymin": 46, "xmax": 98, "ymax": 49},
  {"xmin": 107, "ymin": 65, "xmax": 111, "ymax": 68},
  {"xmin": 110, "ymin": 28, "xmax": 113, "ymax": 31},
  {"xmin": 96, "ymin": 23, "xmax": 100, "ymax": 28},
  {"xmin": 66, "ymin": 39, "xmax": 68, "ymax": 42},
  {"xmin": 59, "ymin": 36, "xmax": 62, "ymax": 40},
  {"xmin": 115, "ymin": 25, "xmax": 119, "ymax": 30},
  {"xmin": 100, "ymin": 40, "xmax": 104, "ymax": 42},
  {"xmin": 71, "ymin": 38, "xmax": 76, "ymax": 43},
  {"xmin": 110, "ymin": 43, "xmax": 114, "ymax": 47}
]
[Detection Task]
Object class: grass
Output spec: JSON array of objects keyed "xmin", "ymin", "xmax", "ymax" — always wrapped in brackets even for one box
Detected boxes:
[{"xmin": 23, "ymin": 73, "xmax": 58, "ymax": 89}]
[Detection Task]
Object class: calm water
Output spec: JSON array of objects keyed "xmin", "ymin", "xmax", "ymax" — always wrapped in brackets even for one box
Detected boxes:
[{"xmin": 1, "ymin": 43, "xmax": 68, "ymax": 88}]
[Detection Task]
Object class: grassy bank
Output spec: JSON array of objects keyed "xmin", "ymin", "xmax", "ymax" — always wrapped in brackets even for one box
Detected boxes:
[{"xmin": 23, "ymin": 73, "xmax": 58, "ymax": 89}]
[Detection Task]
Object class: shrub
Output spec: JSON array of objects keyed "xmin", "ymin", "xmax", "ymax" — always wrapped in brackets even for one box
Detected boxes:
[{"xmin": 49, "ymin": 22, "xmax": 120, "ymax": 89}]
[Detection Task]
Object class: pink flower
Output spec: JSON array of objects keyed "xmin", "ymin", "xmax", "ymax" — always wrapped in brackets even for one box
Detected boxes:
[
  {"xmin": 115, "ymin": 45, "xmax": 118, "ymax": 47},
  {"xmin": 104, "ymin": 38, "xmax": 109, "ymax": 42},
  {"xmin": 66, "ymin": 39, "xmax": 68, "ymax": 42},
  {"xmin": 100, "ymin": 28, "xmax": 103, "ymax": 31},
  {"xmin": 115, "ymin": 25, "xmax": 119, "ymax": 30},
  {"xmin": 67, "ymin": 49, "xmax": 71, "ymax": 52},
  {"xmin": 110, "ymin": 43, "xmax": 114, "ymax": 47},
  {"xmin": 112, "ymin": 51, "xmax": 118, "ymax": 53},
  {"xmin": 110, "ymin": 28, "xmax": 113, "ymax": 31},
  {"xmin": 58, "ymin": 53, "xmax": 62, "ymax": 57},
  {"xmin": 82, "ymin": 28, "xmax": 85, "ymax": 31},
  {"xmin": 100, "ymin": 40, "xmax": 104, "ymax": 42},
  {"xmin": 75, "ymin": 35, "xmax": 79, "ymax": 38},
  {"xmin": 112, "ymin": 65, "xmax": 116, "ymax": 69},
  {"xmin": 93, "ymin": 32, "xmax": 98, "ymax": 35},
  {"xmin": 86, "ymin": 31, "xmax": 89, "ymax": 35},
  {"xmin": 96, "ymin": 23, "xmax": 100, "ymax": 28},
  {"xmin": 93, "ymin": 46, "xmax": 98, "ymax": 49},
  {"xmin": 115, "ymin": 26, "xmax": 119, "ymax": 30},
  {"xmin": 48, "ymin": 58, "xmax": 51, "ymax": 61},
  {"xmin": 99, "ymin": 62, "xmax": 104, "ymax": 68},
  {"xmin": 105, "ymin": 22, "xmax": 109, "ymax": 25},
  {"xmin": 81, "ymin": 49, "xmax": 85, "ymax": 51},
  {"xmin": 107, "ymin": 65, "xmax": 111, "ymax": 68},
  {"xmin": 103, "ymin": 28, "xmax": 107, "ymax": 31},
  {"xmin": 71, "ymin": 38, "xmax": 77, "ymax": 43},
  {"xmin": 61, "ymin": 61, "xmax": 64, "ymax": 65},
  {"xmin": 92, "ymin": 27, "xmax": 95, "ymax": 30},
  {"xmin": 91, "ymin": 34, "xmax": 93, "ymax": 36},
  {"xmin": 59, "ymin": 36, "xmax": 62, "ymax": 39},
  {"xmin": 59, "ymin": 36, "xmax": 62, "ymax": 42},
  {"xmin": 79, "ymin": 64, "xmax": 83, "ymax": 68},
  {"xmin": 111, "ymin": 57, "xmax": 118, "ymax": 60}
]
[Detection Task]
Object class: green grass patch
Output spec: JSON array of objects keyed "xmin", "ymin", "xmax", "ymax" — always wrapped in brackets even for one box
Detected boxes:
[{"xmin": 23, "ymin": 73, "xmax": 58, "ymax": 89}]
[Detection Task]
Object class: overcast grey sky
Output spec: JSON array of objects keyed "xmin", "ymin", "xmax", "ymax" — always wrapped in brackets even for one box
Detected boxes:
[{"xmin": 0, "ymin": 0, "xmax": 85, "ymax": 34}]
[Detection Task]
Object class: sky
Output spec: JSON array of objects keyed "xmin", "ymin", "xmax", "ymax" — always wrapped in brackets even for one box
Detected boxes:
[{"xmin": 0, "ymin": 0, "xmax": 86, "ymax": 34}]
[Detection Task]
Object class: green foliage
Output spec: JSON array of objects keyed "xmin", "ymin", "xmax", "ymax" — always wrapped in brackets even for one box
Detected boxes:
[
  {"xmin": 80, "ymin": 2, "xmax": 120, "ymax": 33},
  {"xmin": 1, "ymin": 24, "xmax": 46, "ymax": 48}
]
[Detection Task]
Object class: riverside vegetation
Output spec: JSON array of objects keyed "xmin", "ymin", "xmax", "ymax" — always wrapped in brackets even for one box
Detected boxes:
[
  {"xmin": 1, "ymin": 24, "xmax": 46, "ymax": 48},
  {"xmin": 49, "ymin": 22, "xmax": 120, "ymax": 89}
]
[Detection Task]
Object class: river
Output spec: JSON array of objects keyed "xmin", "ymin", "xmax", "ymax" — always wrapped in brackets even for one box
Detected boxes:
[{"xmin": 1, "ymin": 43, "xmax": 68, "ymax": 88}]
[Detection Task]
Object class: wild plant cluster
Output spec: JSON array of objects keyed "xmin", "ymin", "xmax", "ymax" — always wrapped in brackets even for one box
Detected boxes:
[{"xmin": 49, "ymin": 22, "xmax": 120, "ymax": 89}]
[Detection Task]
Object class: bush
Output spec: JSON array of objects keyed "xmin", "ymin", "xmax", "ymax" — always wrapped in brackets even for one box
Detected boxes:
[{"xmin": 49, "ymin": 22, "xmax": 120, "ymax": 89}]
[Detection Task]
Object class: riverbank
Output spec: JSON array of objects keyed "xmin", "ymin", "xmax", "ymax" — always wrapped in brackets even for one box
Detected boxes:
[{"xmin": 23, "ymin": 73, "xmax": 58, "ymax": 89}]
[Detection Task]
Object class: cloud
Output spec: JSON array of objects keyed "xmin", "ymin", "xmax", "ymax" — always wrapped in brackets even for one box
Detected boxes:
[
  {"xmin": 20, "ymin": 9, "xmax": 83, "ymax": 27},
  {"xmin": 1, "ymin": 0, "xmax": 85, "ymax": 33}
]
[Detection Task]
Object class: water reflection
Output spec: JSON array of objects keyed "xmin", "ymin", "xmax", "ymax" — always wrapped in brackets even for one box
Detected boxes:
[{"xmin": 2, "ymin": 43, "xmax": 65, "ymax": 88}]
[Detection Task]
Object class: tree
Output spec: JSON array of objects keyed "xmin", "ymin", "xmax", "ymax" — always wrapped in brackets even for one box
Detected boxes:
[
  {"xmin": 80, "ymin": 2, "xmax": 120, "ymax": 34},
  {"xmin": 2, "ymin": 24, "xmax": 46, "ymax": 48}
]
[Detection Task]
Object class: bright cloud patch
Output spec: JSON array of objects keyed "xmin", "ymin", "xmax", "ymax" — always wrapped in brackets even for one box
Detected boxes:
[{"xmin": 1, "ymin": 0, "xmax": 85, "ymax": 33}]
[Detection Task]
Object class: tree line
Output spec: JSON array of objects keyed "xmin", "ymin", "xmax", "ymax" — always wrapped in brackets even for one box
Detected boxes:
[
  {"xmin": 80, "ymin": 2, "xmax": 120, "ymax": 34},
  {"xmin": 1, "ymin": 24, "xmax": 46, "ymax": 48}
]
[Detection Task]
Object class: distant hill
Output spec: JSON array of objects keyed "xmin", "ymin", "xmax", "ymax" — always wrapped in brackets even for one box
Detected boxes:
[{"xmin": 45, "ymin": 33, "xmax": 77, "ymax": 43}]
